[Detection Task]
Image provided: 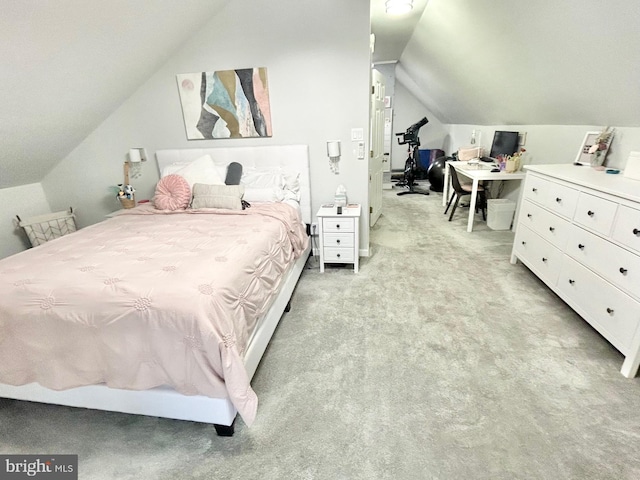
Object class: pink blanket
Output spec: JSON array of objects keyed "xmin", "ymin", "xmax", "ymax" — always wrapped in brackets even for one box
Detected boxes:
[{"xmin": 0, "ymin": 203, "xmax": 309, "ymax": 426}]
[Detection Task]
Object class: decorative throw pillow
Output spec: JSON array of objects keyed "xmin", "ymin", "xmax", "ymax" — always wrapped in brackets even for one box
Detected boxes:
[
  {"xmin": 174, "ymin": 155, "xmax": 225, "ymax": 189},
  {"xmin": 153, "ymin": 174, "xmax": 191, "ymax": 210},
  {"xmin": 191, "ymin": 184, "xmax": 245, "ymax": 210},
  {"xmin": 225, "ymin": 162, "xmax": 243, "ymax": 185}
]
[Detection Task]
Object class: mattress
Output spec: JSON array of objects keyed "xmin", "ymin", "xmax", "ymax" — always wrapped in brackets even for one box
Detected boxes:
[{"xmin": 0, "ymin": 202, "xmax": 309, "ymax": 425}]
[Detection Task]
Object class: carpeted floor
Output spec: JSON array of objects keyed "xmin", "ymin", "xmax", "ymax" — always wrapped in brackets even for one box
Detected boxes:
[{"xmin": 1, "ymin": 188, "xmax": 639, "ymax": 479}]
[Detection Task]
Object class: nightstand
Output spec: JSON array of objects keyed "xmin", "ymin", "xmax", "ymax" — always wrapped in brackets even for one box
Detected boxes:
[{"xmin": 316, "ymin": 204, "xmax": 361, "ymax": 273}]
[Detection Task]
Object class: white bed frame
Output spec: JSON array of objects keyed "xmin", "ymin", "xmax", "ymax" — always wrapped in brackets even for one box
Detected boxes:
[{"xmin": 0, "ymin": 145, "xmax": 312, "ymax": 434}]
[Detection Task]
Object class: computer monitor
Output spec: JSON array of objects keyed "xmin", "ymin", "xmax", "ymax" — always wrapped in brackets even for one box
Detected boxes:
[{"xmin": 489, "ymin": 131, "xmax": 519, "ymax": 158}]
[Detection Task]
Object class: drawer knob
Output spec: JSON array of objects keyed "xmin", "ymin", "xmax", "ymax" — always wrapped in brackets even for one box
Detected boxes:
[
  {"xmin": 336, "ymin": 253, "xmax": 341, "ymax": 258},
  {"xmin": 527, "ymin": 213, "xmax": 532, "ymax": 218},
  {"xmin": 619, "ymin": 267, "xmax": 628, "ymax": 275},
  {"xmin": 578, "ymin": 244, "xmax": 585, "ymax": 250},
  {"xmin": 607, "ymin": 307, "xmax": 614, "ymax": 315},
  {"xmin": 336, "ymin": 239, "xmax": 341, "ymax": 244},
  {"xmin": 336, "ymin": 224, "xmax": 340, "ymax": 229},
  {"xmin": 555, "ymin": 197, "xmax": 562, "ymax": 203},
  {"xmin": 549, "ymin": 226, "xmax": 555, "ymax": 232},
  {"xmin": 521, "ymin": 241, "xmax": 526, "ymax": 245},
  {"xmin": 587, "ymin": 210, "xmax": 594, "ymax": 217},
  {"xmin": 542, "ymin": 257, "xmax": 548, "ymax": 263},
  {"xmin": 568, "ymin": 279, "xmax": 575, "ymax": 285},
  {"xmin": 633, "ymin": 228, "xmax": 640, "ymax": 236},
  {"xmin": 532, "ymin": 188, "xmax": 537, "ymax": 192}
]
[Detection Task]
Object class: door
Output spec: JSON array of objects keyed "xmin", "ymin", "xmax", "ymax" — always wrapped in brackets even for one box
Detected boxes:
[{"xmin": 369, "ymin": 69, "xmax": 385, "ymax": 227}]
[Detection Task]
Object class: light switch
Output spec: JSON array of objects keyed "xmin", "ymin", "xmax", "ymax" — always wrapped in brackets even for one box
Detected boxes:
[{"xmin": 351, "ymin": 128, "xmax": 364, "ymax": 141}]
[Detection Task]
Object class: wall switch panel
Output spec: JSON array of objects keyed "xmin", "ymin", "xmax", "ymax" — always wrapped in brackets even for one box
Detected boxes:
[
  {"xmin": 357, "ymin": 141, "xmax": 365, "ymax": 159},
  {"xmin": 351, "ymin": 128, "xmax": 364, "ymax": 141}
]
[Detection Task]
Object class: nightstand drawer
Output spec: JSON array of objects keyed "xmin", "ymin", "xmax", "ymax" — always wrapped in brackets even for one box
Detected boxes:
[
  {"xmin": 323, "ymin": 247, "xmax": 355, "ymax": 262},
  {"xmin": 323, "ymin": 232, "xmax": 354, "ymax": 248},
  {"xmin": 323, "ymin": 218, "xmax": 354, "ymax": 233}
]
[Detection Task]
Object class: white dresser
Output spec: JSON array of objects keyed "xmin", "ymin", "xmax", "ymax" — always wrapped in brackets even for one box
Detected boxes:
[
  {"xmin": 510, "ymin": 164, "xmax": 640, "ymax": 378},
  {"xmin": 316, "ymin": 204, "xmax": 361, "ymax": 273}
]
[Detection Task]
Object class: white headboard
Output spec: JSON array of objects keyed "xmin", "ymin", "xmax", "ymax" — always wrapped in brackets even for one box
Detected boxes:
[{"xmin": 156, "ymin": 145, "xmax": 312, "ymax": 225}]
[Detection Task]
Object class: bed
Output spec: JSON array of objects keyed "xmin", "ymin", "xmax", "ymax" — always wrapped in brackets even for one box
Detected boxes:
[{"xmin": 0, "ymin": 145, "xmax": 311, "ymax": 436}]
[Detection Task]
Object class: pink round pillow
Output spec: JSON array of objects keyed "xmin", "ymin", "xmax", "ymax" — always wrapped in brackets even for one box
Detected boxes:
[{"xmin": 153, "ymin": 174, "xmax": 191, "ymax": 210}]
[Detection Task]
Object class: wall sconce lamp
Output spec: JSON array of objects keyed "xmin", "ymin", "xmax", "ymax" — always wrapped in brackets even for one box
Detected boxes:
[
  {"xmin": 327, "ymin": 141, "xmax": 341, "ymax": 174},
  {"xmin": 118, "ymin": 148, "xmax": 146, "ymax": 208},
  {"xmin": 126, "ymin": 147, "xmax": 146, "ymax": 180},
  {"xmin": 385, "ymin": 0, "xmax": 413, "ymax": 15}
]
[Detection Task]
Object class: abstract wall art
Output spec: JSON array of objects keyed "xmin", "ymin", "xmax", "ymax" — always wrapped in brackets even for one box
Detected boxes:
[{"xmin": 177, "ymin": 67, "xmax": 272, "ymax": 140}]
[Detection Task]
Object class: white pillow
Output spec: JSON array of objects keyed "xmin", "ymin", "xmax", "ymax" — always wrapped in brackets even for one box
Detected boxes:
[
  {"xmin": 282, "ymin": 171, "xmax": 301, "ymax": 201},
  {"xmin": 161, "ymin": 162, "xmax": 189, "ymax": 177},
  {"xmin": 241, "ymin": 168, "xmax": 285, "ymax": 189},
  {"xmin": 173, "ymin": 155, "xmax": 225, "ymax": 189},
  {"xmin": 244, "ymin": 187, "xmax": 285, "ymax": 203}
]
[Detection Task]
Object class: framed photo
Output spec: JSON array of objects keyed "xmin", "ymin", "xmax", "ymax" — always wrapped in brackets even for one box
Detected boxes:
[{"xmin": 574, "ymin": 130, "xmax": 614, "ymax": 166}]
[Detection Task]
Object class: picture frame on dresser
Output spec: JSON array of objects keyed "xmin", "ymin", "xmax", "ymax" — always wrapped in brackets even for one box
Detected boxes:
[{"xmin": 574, "ymin": 130, "xmax": 614, "ymax": 166}]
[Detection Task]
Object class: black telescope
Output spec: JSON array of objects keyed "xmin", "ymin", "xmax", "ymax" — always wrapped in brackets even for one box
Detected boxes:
[{"xmin": 395, "ymin": 117, "xmax": 428, "ymax": 147}]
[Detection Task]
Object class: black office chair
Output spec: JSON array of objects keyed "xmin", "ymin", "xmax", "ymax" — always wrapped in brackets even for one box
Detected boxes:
[{"xmin": 444, "ymin": 166, "xmax": 487, "ymax": 222}]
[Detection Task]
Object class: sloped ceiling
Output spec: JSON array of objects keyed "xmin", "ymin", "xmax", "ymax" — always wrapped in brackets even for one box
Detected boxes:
[
  {"xmin": 0, "ymin": 0, "xmax": 230, "ymax": 189},
  {"xmin": 397, "ymin": 0, "xmax": 640, "ymax": 126},
  {"xmin": 2, "ymin": 0, "xmax": 638, "ymax": 190},
  {"xmin": 371, "ymin": 0, "xmax": 429, "ymax": 62}
]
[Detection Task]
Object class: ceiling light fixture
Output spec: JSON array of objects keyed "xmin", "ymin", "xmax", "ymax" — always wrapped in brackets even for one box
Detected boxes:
[{"xmin": 385, "ymin": 0, "xmax": 413, "ymax": 15}]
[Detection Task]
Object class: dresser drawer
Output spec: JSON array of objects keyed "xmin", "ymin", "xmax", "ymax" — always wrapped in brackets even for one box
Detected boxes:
[
  {"xmin": 322, "ymin": 217, "xmax": 354, "ymax": 233},
  {"xmin": 323, "ymin": 232, "xmax": 354, "ymax": 248},
  {"xmin": 543, "ymin": 182, "xmax": 579, "ymax": 219},
  {"xmin": 523, "ymin": 175, "xmax": 550, "ymax": 205},
  {"xmin": 513, "ymin": 225, "xmax": 563, "ymax": 286},
  {"xmin": 611, "ymin": 205, "xmax": 640, "ymax": 255},
  {"xmin": 573, "ymin": 192, "xmax": 617, "ymax": 236},
  {"xmin": 566, "ymin": 223, "xmax": 640, "ymax": 300},
  {"xmin": 323, "ymin": 247, "xmax": 355, "ymax": 262},
  {"xmin": 518, "ymin": 200, "xmax": 571, "ymax": 250},
  {"xmin": 557, "ymin": 256, "xmax": 640, "ymax": 354}
]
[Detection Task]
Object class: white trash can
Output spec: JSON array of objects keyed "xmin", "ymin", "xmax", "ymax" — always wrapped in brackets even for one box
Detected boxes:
[{"xmin": 487, "ymin": 199, "xmax": 516, "ymax": 230}]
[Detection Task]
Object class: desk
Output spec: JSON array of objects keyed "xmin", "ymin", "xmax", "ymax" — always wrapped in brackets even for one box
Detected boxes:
[{"xmin": 443, "ymin": 161, "xmax": 526, "ymax": 232}]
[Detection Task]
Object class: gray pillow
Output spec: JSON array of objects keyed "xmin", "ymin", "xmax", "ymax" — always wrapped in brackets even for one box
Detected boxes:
[
  {"xmin": 191, "ymin": 184, "xmax": 245, "ymax": 210},
  {"xmin": 225, "ymin": 162, "xmax": 243, "ymax": 185}
]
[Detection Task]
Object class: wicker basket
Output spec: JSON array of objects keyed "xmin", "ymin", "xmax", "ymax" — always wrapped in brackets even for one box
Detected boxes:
[
  {"xmin": 16, "ymin": 208, "xmax": 77, "ymax": 247},
  {"xmin": 120, "ymin": 198, "xmax": 136, "ymax": 209}
]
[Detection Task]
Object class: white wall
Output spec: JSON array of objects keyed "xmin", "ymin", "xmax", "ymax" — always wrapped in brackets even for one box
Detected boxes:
[
  {"xmin": 0, "ymin": 183, "xmax": 51, "ymax": 258},
  {"xmin": 445, "ymin": 124, "xmax": 640, "ymax": 200},
  {"xmin": 446, "ymin": 125, "xmax": 640, "ymax": 169},
  {"xmin": 41, "ymin": 0, "xmax": 372, "ymax": 253}
]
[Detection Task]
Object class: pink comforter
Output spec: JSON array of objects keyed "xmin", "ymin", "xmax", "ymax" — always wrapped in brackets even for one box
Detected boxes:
[{"xmin": 0, "ymin": 203, "xmax": 309, "ymax": 426}]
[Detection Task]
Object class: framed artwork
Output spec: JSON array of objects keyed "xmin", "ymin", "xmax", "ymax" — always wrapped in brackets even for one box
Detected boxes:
[
  {"xmin": 176, "ymin": 67, "xmax": 272, "ymax": 140},
  {"xmin": 574, "ymin": 130, "xmax": 614, "ymax": 166}
]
